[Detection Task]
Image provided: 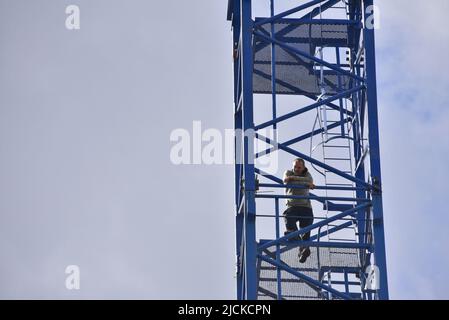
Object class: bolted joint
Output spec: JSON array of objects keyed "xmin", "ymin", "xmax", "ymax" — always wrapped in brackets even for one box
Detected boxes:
[
  {"xmin": 233, "ymin": 42, "xmax": 239, "ymax": 60},
  {"xmin": 235, "ymin": 254, "xmax": 242, "ymax": 276},
  {"xmin": 372, "ymin": 177, "xmax": 382, "ymax": 194}
]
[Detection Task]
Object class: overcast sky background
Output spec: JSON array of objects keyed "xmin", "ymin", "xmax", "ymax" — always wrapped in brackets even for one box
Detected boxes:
[{"xmin": 0, "ymin": 0, "xmax": 448, "ymax": 299}]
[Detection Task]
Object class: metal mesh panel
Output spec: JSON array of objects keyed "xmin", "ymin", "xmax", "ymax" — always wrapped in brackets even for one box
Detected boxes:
[
  {"xmin": 255, "ymin": 42, "xmax": 314, "ymax": 65},
  {"xmin": 257, "ymin": 245, "xmax": 361, "ymax": 300},
  {"xmin": 319, "ymin": 247, "xmax": 360, "ymax": 268},
  {"xmin": 279, "ymin": 23, "xmax": 349, "ymax": 41},
  {"xmin": 253, "ymin": 19, "xmax": 353, "ymax": 95}
]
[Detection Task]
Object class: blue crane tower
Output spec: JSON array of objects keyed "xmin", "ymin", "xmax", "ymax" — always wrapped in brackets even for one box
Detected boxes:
[{"xmin": 227, "ymin": 0, "xmax": 388, "ymax": 300}]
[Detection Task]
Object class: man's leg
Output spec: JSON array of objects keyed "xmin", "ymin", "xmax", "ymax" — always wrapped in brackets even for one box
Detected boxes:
[
  {"xmin": 299, "ymin": 207, "xmax": 314, "ymax": 241},
  {"xmin": 283, "ymin": 207, "xmax": 299, "ymax": 241},
  {"xmin": 298, "ymin": 207, "xmax": 314, "ymax": 263}
]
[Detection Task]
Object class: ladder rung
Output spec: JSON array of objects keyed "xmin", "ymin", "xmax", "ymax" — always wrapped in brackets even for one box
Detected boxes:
[
  {"xmin": 328, "ymin": 238, "xmax": 356, "ymax": 242},
  {"xmin": 323, "ymin": 157, "xmax": 351, "ymax": 161},
  {"xmin": 323, "ymin": 203, "xmax": 353, "ymax": 212},
  {"xmin": 325, "ymin": 170, "xmax": 352, "ymax": 174},
  {"xmin": 327, "ymin": 280, "xmax": 361, "ymax": 286},
  {"xmin": 327, "ymin": 224, "xmax": 339, "ymax": 227},
  {"xmin": 332, "ymin": 226, "xmax": 354, "ymax": 230},
  {"xmin": 321, "ymin": 122, "xmax": 342, "ymax": 126},
  {"xmin": 323, "ymin": 145, "xmax": 350, "ymax": 148},
  {"xmin": 324, "ymin": 106, "xmax": 345, "ymax": 110}
]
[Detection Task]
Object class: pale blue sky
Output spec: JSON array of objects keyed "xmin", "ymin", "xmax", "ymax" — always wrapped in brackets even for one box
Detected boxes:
[{"xmin": 0, "ymin": 0, "xmax": 448, "ymax": 299}]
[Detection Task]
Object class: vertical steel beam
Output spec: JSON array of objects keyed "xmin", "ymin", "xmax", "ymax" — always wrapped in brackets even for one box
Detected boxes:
[
  {"xmin": 241, "ymin": 0, "xmax": 257, "ymax": 300},
  {"xmin": 363, "ymin": 0, "xmax": 389, "ymax": 299},
  {"xmin": 231, "ymin": 0, "xmax": 244, "ymax": 300},
  {"xmin": 228, "ymin": 0, "xmax": 389, "ymax": 300}
]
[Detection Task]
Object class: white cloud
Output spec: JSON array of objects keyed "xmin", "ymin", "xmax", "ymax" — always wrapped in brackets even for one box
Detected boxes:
[{"xmin": 376, "ymin": 0, "xmax": 449, "ymax": 299}]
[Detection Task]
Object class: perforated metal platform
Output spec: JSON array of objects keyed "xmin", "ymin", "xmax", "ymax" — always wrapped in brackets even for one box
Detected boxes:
[
  {"xmin": 257, "ymin": 246, "xmax": 362, "ymax": 300},
  {"xmin": 253, "ymin": 18, "xmax": 356, "ymax": 95}
]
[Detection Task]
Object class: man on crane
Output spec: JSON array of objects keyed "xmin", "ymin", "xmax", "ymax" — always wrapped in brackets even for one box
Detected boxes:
[{"xmin": 283, "ymin": 158, "xmax": 315, "ymax": 263}]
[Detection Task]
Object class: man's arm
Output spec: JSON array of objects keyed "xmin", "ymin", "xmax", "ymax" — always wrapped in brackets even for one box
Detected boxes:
[
  {"xmin": 289, "ymin": 176, "xmax": 312, "ymax": 184},
  {"xmin": 287, "ymin": 172, "xmax": 315, "ymax": 189},
  {"xmin": 283, "ymin": 170, "xmax": 294, "ymax": 184}
]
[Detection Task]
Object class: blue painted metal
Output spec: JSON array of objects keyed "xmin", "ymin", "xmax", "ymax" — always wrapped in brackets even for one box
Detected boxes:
[
  {"xmin": 241, "ymin": 0, "xmax": 257, "ymax": 300},
  {"xmin": 362, "ymin": 0, "xmax": 389, "ymax": 300},
  {"xmin": 228, "ymin": 0, "xmax": 388, "ymax": 300},
  {"xmin": 254, "ymin": 0, "xmax": 327, "ymax": 27},
  {"xmin": 309, "ymin": 221, "xmax": 354, "ymax": 242},
  {"xmin": 259, "ymin": 202, "xmax": 370, "ymax": 251},
  {"xmin": 263, "ymin": 18, "xmax": 360, "ymax": 26},
  {"xmin": 255, "ymin": 119, "xmax": 352, "ymax": 158},
  {"xmin": 271, "ymin": 1, "xmax": 281, "ymax": 299},
  {"xmin": 258, "ymin": 254, "xmax": 353, "ymax": 300},
  {"xmin": 254, "ymin": 86, "xmax": 363, "ymax": 130},
  {"xmin": 259, "ymin": 239, "xmax": 372, "ymax": 250},
  {"xmin": 255, "ymin": 132, "xmax": 371, "ymax": 188},
  {"xmin": 270, "ymin": 0, "xmax": 277, "ymax": 134},
  {"xmin": 231, "ymin": 0, "xmax": 243, "ymax": 300},
  {"xmin": 299, "ymin": 0, "xmax": 340, "ymax": 19},
  {"xmin": 258, "ymin": 183, "xmax": 367, "ymax": 191},
  {"xmin": 253, "ymin": 31, "xmax": 365, "ymax": 82},
  {"xmin": 336, "ymin": 47, "xmax": 346, "ymax": 136},
  {"xmin": 256, "ymin": 194, "xmax": 371, "ymax": 203},
  {"xmin": 274, "ymin": 198, "xmax": 282, "ymax": 299}
]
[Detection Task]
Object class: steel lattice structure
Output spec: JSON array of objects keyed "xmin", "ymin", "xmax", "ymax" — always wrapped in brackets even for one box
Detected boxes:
[{"xmin": 227, "ymin": 0, "xmax": 388, "ymax": 300}]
